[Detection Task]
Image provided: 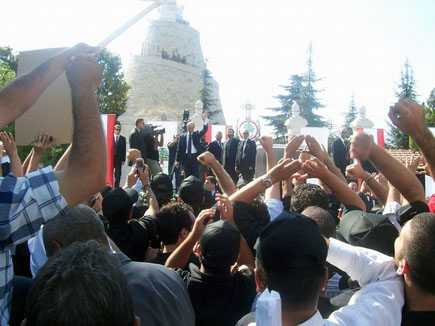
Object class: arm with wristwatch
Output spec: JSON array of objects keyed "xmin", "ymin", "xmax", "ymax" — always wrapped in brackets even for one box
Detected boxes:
[{"xmin": 229, "ymin": 158, "xmax": 302, "ymax": 204}]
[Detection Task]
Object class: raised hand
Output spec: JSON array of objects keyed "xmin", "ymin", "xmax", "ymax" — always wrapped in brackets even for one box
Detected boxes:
[
  {"xmin": 346, "ymin": 161, "xmax": 367, "ymax": 179},
  {"xmin": 259, "ymin": 135, "xmax": 274, "ymax": 152},
  {"xmin": 33, "ymin": 132, "xmax": 53, "ymax": 153},
  {"xmin": 388, "ymin": 99, "xmax": 426, "ymax": 137},
  {"xmin": 300, "ymin": 157, "xmax": 328, "ymax": 180},
  {"xmin": 66, "ymin": 54, "xmax": 103, "ymax": 92},
  {"xmin": 284, "ymin": 135, "xmax": 304, "ymax": 158},
  {"xmin": 350, "ymin": 133, "xmax": 374, "ymax": 161},
  {"xmin": 215, "ymin": 194, "xmax": 234, "ymax": 222},
  {"xmin": 0, "ymin": 132, "xmax": 18, "ymax": 156},
  {"xmin": 405, "ymin": 154, "xmax": 421, "ymax": 175},
  {"xmin": 268, "ymin": 158, "xmax": 302, "ymax": 183},
  {"xmin": 197, "ymin": 151, "xmax": 216, "ymax": 166},
  {"xmin": 191, "ymin": 208, "xmax": 216, "ymax": 240},
  {"xmin": 305, "ymin": 135, "xmax": 326, "ymax": 161}
]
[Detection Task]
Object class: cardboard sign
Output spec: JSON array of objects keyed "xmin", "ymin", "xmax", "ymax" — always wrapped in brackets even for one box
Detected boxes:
[{"xmin": 15, "ymin": 48, "xmax": 73, "ymax": 145}]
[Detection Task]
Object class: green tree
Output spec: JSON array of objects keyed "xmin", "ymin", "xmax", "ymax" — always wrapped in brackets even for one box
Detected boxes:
[
  {"xmin": 263, "ymin": 43, "xmax": 326, "ymax": 140},
  {"xmin": 263, "ymin": 74, "xmax": 304, "ymax": 140},
  {"xmin": 96, "ymin": 49, "xmax": 130, "ymax": 117},
  {"xmin": 299, "ymin": 43, "xmax": 326, "ymax": 127},
  {"xmin": 200, "ymin": 65, "xmax": 221, "ymax": 120},
  {"xmin": 425, "ymin": 88, "xmax": 435, "ymax": 127},
  {"xmin": 343, "ymin": 93, "xmax": 358, "ymax": 136},
  {"xmin": 0, "ymin": 46, "xmax": 18, "ymax": 94},
  {"xmin": 387, "ymin": 59, "xmax": 417, "ymax": 149},
  {"xmin": 0, "ymin": 47, "xmax": 131, "ymax": 167}
]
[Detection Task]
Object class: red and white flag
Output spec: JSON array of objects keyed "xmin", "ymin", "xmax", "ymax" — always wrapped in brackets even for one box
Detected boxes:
[{"xmin": 101, "ymin": 114, "xmax": 116, "ymax": 187}]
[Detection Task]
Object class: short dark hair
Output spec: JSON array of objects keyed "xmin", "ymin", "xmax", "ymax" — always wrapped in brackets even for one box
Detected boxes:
[
  {"xmin": 255, "ymin": 213, "xmax": 327, "ymax": 311},
  {"xmin": 404, "ymin": 213, "xmax": 435, "ymax": 295},
  {"xmin": 302, "ymin": 206, "xmax": 337, "ymax": 238},
  {"xmin": 256, "ymin": 256, "xmax": 324, "ymax": 310},
  {"xmin": 291, "ymin": 184, "xmax": 329, "ymax": 213},
  {"xmin": 43, "ymin": 205, "xmax": 107, "ymax": 257},
  {"xmin": 155, "ymin": 202, "xmax": 193, "ymax": 245},
  {"xmin": 205, "ymin": 176, "xmax": 217, "ymax": 186},
  {"xmin": 25, "ymin": 241, "xmax": 135, "ymax": 326},
  {"xmin": 135, "ymin": 118, "xmax": 144, "ymax": 127}
]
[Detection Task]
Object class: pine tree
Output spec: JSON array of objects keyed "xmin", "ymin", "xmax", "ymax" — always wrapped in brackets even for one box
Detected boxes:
[
  {"xmin": 263, "ymin": 74, "xmax": 304, "ymax": 139},
  {"xmin": 425, "ymin": 88, "xmax": 435, "ymax": 127},
  {"xmin": 343, "ymin": 93, "xmax": 358, "ymax": 136},
  {"xmin": 387, "ymin": 59, "xmax": 417, "ymax": 149},
  {"xmin": 200, "ymin": 65, "xmax": 221, "ymax": 120},
  {"xmin": 263, "ymin": 43, "xmax": 326, "ymax": 139},
  {"xmin": 299, "ymin": 43, "xmax": 326, "ymax": 127}
]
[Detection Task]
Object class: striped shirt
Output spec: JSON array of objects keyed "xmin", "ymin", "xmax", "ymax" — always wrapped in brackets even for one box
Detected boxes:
[{"xmin": 0, "ymin": 167, "xmax": 68, "ymax": 323}]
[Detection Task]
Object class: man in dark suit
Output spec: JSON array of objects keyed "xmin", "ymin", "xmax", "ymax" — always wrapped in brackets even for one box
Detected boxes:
[
  {"xmin": 113, "ymin": 124, "xmax": 126, "ymax": 188},
  {"xmin": 129, "ymin": 118, "xmax": 147, "ymax": 164},
  {"xmin": 206, "ymin": 131, "xmax": 223, "ymax": 163},
  {"xmin": 175, "ymin": 111, "xmax": 208, "ymax": 178},
  {"xmin": 222, "ymin": 127, "xmax": 239, "ymax": 184},
  {"xmin": 235, "ymin": 129, "xmax": 257, "ymax": 182},
  {"xmin": 332, "ymin": 128, "xmax": 350, "ymax": 177}
]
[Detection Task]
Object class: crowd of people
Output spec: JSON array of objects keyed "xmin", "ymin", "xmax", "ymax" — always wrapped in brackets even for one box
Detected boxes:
[{"xmin": 1, "ymin": 43, "xmax": 435, "ymax": 326}]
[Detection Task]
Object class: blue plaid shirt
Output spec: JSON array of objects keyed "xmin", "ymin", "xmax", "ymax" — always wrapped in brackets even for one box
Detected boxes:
[{"xmin": 0, "ymin": 167, "xmax": 68, "ymax": 324}]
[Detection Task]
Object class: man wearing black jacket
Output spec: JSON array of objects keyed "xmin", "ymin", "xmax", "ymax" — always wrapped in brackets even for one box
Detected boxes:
[{"xmin": 175, "ymin": 111, "xmax": 208, "ymax": 178}]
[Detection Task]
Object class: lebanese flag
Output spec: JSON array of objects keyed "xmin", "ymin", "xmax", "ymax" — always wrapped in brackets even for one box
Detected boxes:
[
  {"xmin": 101, "ymin": 114, "xmax": 116, "ymax": 187},
  {"xmin": 355, "ymin": 128, "xmax": 385, "ymax": 148}
]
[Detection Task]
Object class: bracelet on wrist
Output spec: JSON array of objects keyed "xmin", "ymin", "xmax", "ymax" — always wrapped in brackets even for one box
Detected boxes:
[{"xmin": 363, "ymin": 175, "xmax": 373, "ymax": 182}]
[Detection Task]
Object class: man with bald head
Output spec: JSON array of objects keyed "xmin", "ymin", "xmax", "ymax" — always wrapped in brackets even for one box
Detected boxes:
[{"xmin": 175, "ymin": 111, "xmax": 208, "ymax": 178}]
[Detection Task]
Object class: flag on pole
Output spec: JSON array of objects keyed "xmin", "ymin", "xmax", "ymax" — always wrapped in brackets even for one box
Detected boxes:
[{"xmin": 101, "ymin": 114, "xmax": 116, "ymax": 187}]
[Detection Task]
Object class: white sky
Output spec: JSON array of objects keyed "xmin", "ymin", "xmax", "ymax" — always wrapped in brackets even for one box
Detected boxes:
[{"xmin": 2, "ymin": 0, "xmax": 434, "ymax": 134}]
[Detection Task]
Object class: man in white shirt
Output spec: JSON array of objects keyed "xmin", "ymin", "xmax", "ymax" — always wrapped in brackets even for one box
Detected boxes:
[
  {"xmin": 237, "ymin": 212, "xmax": 404, "ymax": 326},
  {"xmin": 175, "ymin": 111, "xmax": 208, "ymax": 178}
]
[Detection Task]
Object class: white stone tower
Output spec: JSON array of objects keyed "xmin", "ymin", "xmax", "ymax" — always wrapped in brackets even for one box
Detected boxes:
[{"xmin": 119, "ymin": 0, "xmax": 225, "ymax": 132}]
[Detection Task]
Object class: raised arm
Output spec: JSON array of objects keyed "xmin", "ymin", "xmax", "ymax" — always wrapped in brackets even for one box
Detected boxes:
[
  {"xmin": 198, "ymin": 151, "xmax": 237, "ymax": 196},
  {"xmin": 0, "ymin": 132, "xmax": 23, "ymax": 177},
  {"xmin": 140, "ymin": 165, "xmax": 159, "ymax": 217},
  {"xmin": 305, "ymin": 135, "xmax": 347, "ymax": 184},
  {"xmin": 301, "ymin": 157, "xmax": 366, "ymax": 211},
  {"xmin": 389, "ymin": 99, "xmax": 435, "ymax": 180},
  {"xmin": 351, "ymin": 133, "xmax": 425, "ymax": 204},
  {"xmin": 54, "ymin": 55, "xmax": 106, "ymax": 207},
  {"xmin": 282, "ymin": 135, "xmax": 304, "ymax": 198},
  {"xmin": 165, "ymin": 208, "xmax": 215, "ymax": 269},
  {"xmin": 197, "ymin": 111, "xmax": 209, "ymax": 138},
  {"xmin": 21, "ymin": 149, "xmax": 33, "ymax": 176},
  {"xmin": 0, "ymin": 44, "xmax": 97, "ymax": 129},
  {"xmin": 53, "ymin": 144, "xmax": 72, "ymax": 172},
  {"xmin": 216, "ymin": 194, "xmax": 254, "ymax": 270},
  {"xmin": 27, "ymin": 133, "xmax": 52, "ymax": 174},
  {"xmin": 259, "ymin": 136, "xmax": 280, "ymax": 201},
  {"xmin": 229, "ymin": 158, "xmax": 302, "ymax": 204},
  {"xmin": 346, "ymin": 161, "xmax": 388, "ymax": 206}
]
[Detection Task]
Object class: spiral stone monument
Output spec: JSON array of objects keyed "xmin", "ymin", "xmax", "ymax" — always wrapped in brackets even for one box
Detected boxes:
[{"xmin": 118, "ymin": 0, "xmax": 226, "ymax": 132}]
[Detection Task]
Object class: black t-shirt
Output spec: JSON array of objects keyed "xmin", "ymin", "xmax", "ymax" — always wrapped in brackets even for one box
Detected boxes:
[
  {"xmin": 402, "ymin": 310, "xmax": 435, "ymax": 326},
  {"xmin": 175, "ymin": 264, "xmax": 256, "ymax": 326},
  {"xmin": 150, "ymin": 251, "xmax": 200, "ymax": 271},
  {"xmin": 107, "ymin": 215, "xmax": 157, "ymax": 262},
  {"xmin": 145, "ymin": 134, "xmax": 159, "ymax": 161},
  {"xmin": 232, "ymin": 201, "xmax": 268, "ymax": 253}
]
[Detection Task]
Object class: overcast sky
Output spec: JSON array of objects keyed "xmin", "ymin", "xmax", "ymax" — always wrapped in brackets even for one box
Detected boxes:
[{"xmin": 2, "ymin": 0, "xmax": 434, "ymax": 134}]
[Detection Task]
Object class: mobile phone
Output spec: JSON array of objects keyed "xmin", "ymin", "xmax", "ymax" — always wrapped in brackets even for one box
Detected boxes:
[{"xmin": 136, "ymin": 158, "xmax": 145, "ymax": 172}]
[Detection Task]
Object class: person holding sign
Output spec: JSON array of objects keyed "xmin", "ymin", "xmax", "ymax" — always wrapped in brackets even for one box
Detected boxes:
[{"xmin": 0, "ymin": 44, "xmax": 106, "ymax": 324}]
